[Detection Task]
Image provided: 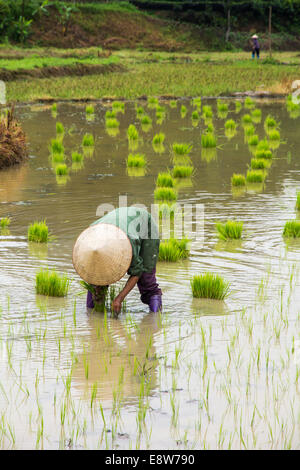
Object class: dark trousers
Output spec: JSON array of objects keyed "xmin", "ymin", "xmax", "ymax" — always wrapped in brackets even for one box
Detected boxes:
[{"xmin": 252, "ymin": 48, "xmax": 260, "ymax": 58}]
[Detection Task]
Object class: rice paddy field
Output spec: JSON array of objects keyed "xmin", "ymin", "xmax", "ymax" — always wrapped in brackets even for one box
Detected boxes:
[{"xmin": 0, "ymin": 96, "xmax": 299, "ymax": 449}]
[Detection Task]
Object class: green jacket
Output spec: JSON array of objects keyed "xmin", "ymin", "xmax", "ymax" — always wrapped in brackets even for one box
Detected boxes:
[{"xmin": 92, "ymin": 207, "xmax": 160, "ymax": 277}]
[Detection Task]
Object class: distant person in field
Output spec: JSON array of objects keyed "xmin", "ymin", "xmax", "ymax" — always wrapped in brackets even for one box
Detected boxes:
[{"xmin": 251, "ymin": 34, "xmax": 260, "ymax": 59}]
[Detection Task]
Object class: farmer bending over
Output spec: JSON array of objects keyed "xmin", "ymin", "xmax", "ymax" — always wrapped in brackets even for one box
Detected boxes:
[{"xmin": 73, "ymin": 206, "xmax": 162, "ymax": 314}]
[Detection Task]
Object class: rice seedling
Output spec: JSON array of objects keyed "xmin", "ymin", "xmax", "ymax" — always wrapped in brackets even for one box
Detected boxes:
[
  {"xmin": 264, "ymin": 115, "xmax": 277, "ymax": 130},
  {"xmin": 159, "ymin": 238, "xmax": 190, "ymax": 262},
  {"xmin": 82, "ymin": 133, "xmax": 94, "ymax": 147},
  {"xmin": 225, "ymin": 119, "xmax": 236, "ymax": 130},
  {"xmin": 0, "ymin": 217, "xmax": 10, "ymax": 229},
  {"xmin": 153, "ymin": 132, "xmax": 165, "ymax": 145},
  {"xmin": 250, "ymin": 158, "xmax": 270, "ymax": 170},
  {"xmin": 36, "ymin": 269, "xmax": 69, "ymax": 297},
  {"xmin": 216, "ymin": 220, "xmax": 243, "ymax": 240},
  {"xmin": 112, "ymin": 101, "xmax": 125, "ymax": 113},
  {"xmin": 71, "ymin": 152, "xmax": 83, "ymax": 163},
  {"xmin": 156, "ymin": 172, "xmax": 174, "ymax": 188},
  {"xmin": 127, "ymin": 153, "xmax": 146, "ymax": 168},
  {"xmin": 192, "ymin": 110, "xmax": 199, "ymax": 121},
  {"xmin": 190, "ymin": 273, "xmax": 230, "ymax": 300},
  {"xmin": 217, "ymin": 100, "xmax": 228, "ymax": 112},
  {"xmin": 192, "ymin": 97, "xmax": 201, "ymax": 108},
  {"xmin": 246, "ymin": 170, "xmax": 266, "ymax": 183},
  {"xmin": 140, "ymin": 115, "xmax": 152, "ymax": 125},
  {"xmin": 147, "ymin": 97, "xmax": 159, "ymax": 108},
  {"xmin": 50, "ymin": 139, "xmax": 64, "ymax": 156},
  {"xmin": 242, "ymin": 114, "xmax": 252, "ymax": 126},
  {"xmin": 235, "ymin": 101, "xmax": 242, "ymax": 113},
  {"xmin": 55, "ymin": 164, "xmax": 69, "ymax": 176},
  {"xmin": 201, "ymin": 133, "xmax": 217, "ymax": 148},
  {"xmin": 28, "ymin": 220, "xmax": 49, "ymax": 243},
  {"xmin": 181, "ymin": 105, "xmax": 187, "ymax": 117},
  {"xmin": 268, "ymin": 129, "xmax": 280, "ymax": 141},
  {"xmin": 169, "ymin": 100, "xmax": 177, "ymax": 108},
  {"xmin": 51, "ymin": 153, "xmax": 65, "ymax": 164},
  {"xmin": 172, "ymin": 165, "xmax": 193, "ymax": 178},
  {"xmin": 105, "ymin": 118, "xmax": 119, "ymax": 128},
  {"xmin": 127, "ymin": 124, "xmax": 139, "ymax": 141},
  {"xmin": 154, "ymin": 187, "xmax": 177, "ymax": 201},
  {"xmin": 202, "ymin": 105, "xmax": 213, "ymax": 120},
  {"xmin": 56, "ymin": 122, "xmax": 64, "ymax": 136},
  {"xmin": 244, "ymin": 97, "xmax": 254, "ymax": 109},
  {"xmin": 51, "ymin": 103, "xmax": 57, "ymax": 113},
  {"xmin": 105, "ymin": 109, "xmax": 116, "ymax": 119},
  {"xmin": 231, "ymin": 174, "xmax": 246, "ymax": 186},
  {"xmin": 283, "ymin": 221, "xmax": 300, "ymax": 238},
  {"xmin": 86, "ymin": 104, "xmax": 94, "ymax": 115},
  {"xmin": 244, "ymin": 125, "xmax": 255, "ymax": 138},
  {"xmin": 248, "ymin": 135, "xmax": 259, "ymax": 146},
  {"xmin": 251, "ymin": 108, "xmax": 262, "ymax": 123},
  {"xmin": 296, "ymin": 192, "xmax": 300, "ymax": 210},
  {"xmin": 255, "ymin": 149, "xmax": 273, "ymax": 160},
  {"xmin": 172, "ymin": 143, "xmax": 192, "ymax": 156},
  {"xmin": 136, "ymin": 106, "xmax": 144, "ymax": 118}
]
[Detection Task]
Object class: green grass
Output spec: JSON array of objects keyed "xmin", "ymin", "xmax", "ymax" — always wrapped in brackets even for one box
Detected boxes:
[
  {"xmin": 172, "ymin": 165, "xmax": 194, "ymax": 178},
  {"xmin": 154, "ymin": 187, "xmax": 177, "ymax": 201},
  {"xmin": 72, "ymin": 152, "xmax": 83, "ymax": 163},
  {"xmin": 231, "ymin": 174, "xmax": 246, "ymax": 186},
  {"xmin": 156, "ymin": 173, "xmax": 174, "ymax": 188},
  {"xmin": 0, "ymin": 217, "xmax": 11, "ymax": 229},
  {"xmin": 127, "ymin": 124, "xmax": 139, "ymax": 141},
  {"xmin": 28, "ymin": 220, "xmax": 49, "ymax": 243},
  {"xmin": 201, "ymin": 133, "xmax": 217, "ymax": 148},
  {"xmin": 127, "ymin": 153, "xmax": 146, "ymax": 168},
  {"xmin": 246, "ymin": 170, "xmax": 266, "ymax": 183},
  {"xmin": 216, "ymin": 220, "xmax": 243, "ymax": 240},
  {"xmin": 172, "ymin": 143, "xmax": 192, "ymax": 155},
  {"xmin": 159, "ymin": 238, "xmax": 190, "ymax": 262},
  {"xmin": 190, "ymin": 273, "xmax": 230, "ymax": 300},
  {"xmin": 153, "ymin": 132, "xmax": 165, "ymax": 145},
  {"xmin": 82, "ymin": 133, "xmax": 94, "ymax": 147},
  {"xmin": 55, "ymin": 164, "xmax": 69, "ymax": 176},
  {"xmin": 36, "ymin": 269, "xmax": 69, "ymax": 297},
  {"xmin": 283, "ymin": 220, "xmax": 300, "ymax": 238}
]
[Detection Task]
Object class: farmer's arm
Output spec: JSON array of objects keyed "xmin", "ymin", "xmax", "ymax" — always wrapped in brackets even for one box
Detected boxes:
[{"xmin": 112, "ymin": 275, "xmax": 140, "ymax": 313}]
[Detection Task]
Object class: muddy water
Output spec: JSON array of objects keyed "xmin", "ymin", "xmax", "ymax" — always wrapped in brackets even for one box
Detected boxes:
[{"xmin": 0, "ymin": 99, "xmax": 299, "ymax": 449}]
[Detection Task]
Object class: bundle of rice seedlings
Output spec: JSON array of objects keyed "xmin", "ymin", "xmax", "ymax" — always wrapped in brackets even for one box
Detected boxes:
[
  {"xmin": 242, "ymin": 114, "xmax": 252, "ymax": 126},
  {"xmin": 154, "ymin": 187, "xmax": 177, "ymax": 201},
  {"xmin": 192, "ymin": 110, "xmax": 199, "ymax": 121},
  {"xmin": 172, "ymin": 165, "xmax": 193, "ymax": 178},
  {"xmin": 169, "ymin": 100, "xmax": 177, "ymax": 108},
  {"xmin": 202, "ymin": 105, "xmax": 213, "ymax": 119},
  {"xmin": 216, "ymin": 220, "xmax": 243, "ymax": 240},
  {"xmin": 0, "ymin": 217, "xmax": 10, "ymax": 229},
  {"xmin": 50, "ymin": 139, "xmax": 64, "ymax": 156},
  {"xmin": 246, "ymin": 170, "xmax": 266, "ymax": 183},
  {"xmin": 28, "ymin": 220, "xmax": 49, "ymax": 243},
  {"xmin": 206, "ymin": 123, "xmax": 214, "ymax": 133},
  {"xmin": 51, "ymin": 153, "xmax": 65, "ymax": 164},
  {"xmin": 264, "ymin": 115, "xmax": 277, "ymax": 129},
  {"xmin": 140, "ymin": 115, "xmax": 152, "ymax": 125},
  {"xmin": 148, "ymin": 97, "xmax": 159, "ymax": 108},
  {"xmin": 56, "ymin": 122, "xmax": 64, "ymax": 136},
  {"xmin": 86, "ymin": 104, "xmax": 95, "ymax": 115},
  {"xmin": 296, "ymin": 192, "xmax": 300, "ymax": 211},
  {"xmin": 105, "ymin": 109, "xmax": 116, "ymax": 119},
  {"xmin": 283, "ymin": 220, "xmax": 300, "ymax": 238},
  {"xmin": 156, "ymin": 172, "xmax": 174, "ymax": 188},
  {"xmin": 181, "ymin": 105, "xmax": 187, "ymax": 117},
  {"xmin": 136, "ymin": 106, "xmax": 145, "ymax": 118},
  {"xmin": 251, "ymin": 108, "xmax": 262, "ymax": 123},
  {"xmin": 36, "ymin": 269, "xmax": 69, "ymax": 297},
  {"xmin": 201, "ymin": 133, "xmax": 217, "ymax": 148},
  {"xmin": 127, "ymin": 124, "xmax": 139, "ymax": 141},
  {"xmin": 268, "ymin": 129, "xmax": 280, "ymax": 141},
  {"xmin": 127, "ymin": 153, "xmax": 146, "ymax": 168},
  {"xmin": 192, "ymin": 97, "xmax": 202, "ymax": 108},
  {"xmin": 231, "ymin": 174, "xmax": 246, "ymax": 186},
  {"xmin": 256, "ymin": 139, "xmax": 270, "ymax": 152},
  {"xmin": 225, "ymin": 119, "xmax": 236, "ymax": 130},
  {"xmin": 55, "ymin": 164, "xmax": 69, "ymax": 176},
  {"xmin": 244, "ymin": 97, "xmax": 254, "ymax": 109},
  {"xmin": 217, "ymin": 100, "xmax": 229, "ymax": 112},
  {"xmin": 112, "ymin": 101, "xmax": 125, "ymax": 113},
  {"xmin": 244, "ymin": 125, "xmax": 255, "ymax": 137},
  {"xmin": 82, "ymin": 133, "xmax": 94, "ymax": 147},
  {"xmin": 105, "ymin": 118, "xmax": 120, "ymax": 128},
  {"xmin": 173, "ymin": 143, "xmax": 193, "ymax": 156},
  {"xmin": 250, "ymin": 158, "xmax": 270, "ymax": 170},
  {"xmin": 255, "ymin": 149, "xmax": 273, "ymax": 160},
  {"xmin": 159, "ymin": 237, "xmax": 190, "ymax": 262},
  {"xmin": 235, "ymin": 101, "xmax": 242, "ymax": 113},
  {"xmin": 51, "ymin": 103, "xmax": 57, "ymax": 113},
  {"xmin": 153, "ymin": 132, "xmax": 165, "ymax": 145},
  {"xmin": 72, "ymin": 152, "xmax": 83, "ymax": 163},
  {"xmin": 191, "ymin": 273, "xmax": 230, "ymax": 300},
  {"xmin": 248, "ymin": 135, "xmax": 259, "ymax": 146}
]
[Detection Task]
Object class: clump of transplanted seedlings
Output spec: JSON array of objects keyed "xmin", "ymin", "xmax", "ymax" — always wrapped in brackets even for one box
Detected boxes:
[
  {"xmin": 191, "ymin": 273, "xmax": 230, "ymax": 300},
  {"xmin": 268, "ymin": 129, "xmax": 280, "ymax": 141},
  {"xmin": 28, "ymin": 220, "xmax": 50, "ymax": 243},
  {"xmin": 72, "ymin": 152, "xmax": 83, "ymax": 163},
  {"xmin": 202, "ymin": 105, "xmax": 213, "ymax": 120},
  {"xmin": 225, "ymin": 119, "xmax": 236, "ymax": 131},
  {"xmin": 147, "ymin": 96, "xmax": 159, "ymax": 108},
  {"xmin": 127, "ymin": 124, "xmax": 139, "ymax": 141},
  {"xmin": 159, "ymin": 237, "xmax": 190, "ymax": 262},
  {"xmin": 156, "ymin": 172, "xmax": 174, "ymax": 188},
  {"xmin": 216, "ymin": 220, "xmax": 243, "ymax": 240},
  {"xmin": 105, "ymin": 109, "xmax": 116, "ymax": 119},
  {"xmin": 0, "ymin": 217, "xmax": 11, "ymax": 228},
  {"xmin": 217, "ymin": 100, "xmax": 229, "ymax": 116},
  {"xmin": 86, "ymin": 104, "xmax": 94, "ymax": 116},
  {"xmin": 169, "ymin": 100, "xmax": 177, "ymax": 108},
  {"xmin": 56, "ymin": 122, "xmax": 64, "ymax": 137},
  {"xmin": 112, "ymin": 101, "xmax": 125, "ymax": 113},
  {"xmin": 82, "ymin": 133, "xmax": 94, "ymax": 147},
  {"xmin": 248, "ymin": 135, "xmax": 259, "ymax": 147},
  {"xmin": 192, "ymin": 110, "xmax": 199, "ymax": 121},
  {"xmin": 153, "ymin": 132, "xmax": 165, "ymax": 145},
  {"xmin": 251, "ymin": 108, "xmax": 262, "ymax": 123},
  {"xmin": 50, "ymin": 139, "xmax": 64, "ymax": 157},
  {"xmin": 136, "ymin": 106, "xmax": 144, "ymax": 118},
  {"xmin": 244, "ymin": 96, "xmax": 254, "ymax": 109},
  {"xmin": 242, "ymin": 114, "xmax": 252, "ymax": 127},
  {"xmin": 172, "ymin": 165, "xmax": 193, "ymax": 178},
  {"xmin": 192, "ymin": 97, "xmax": 201, "ymax": 108},
  {"xmin": 296, "ymin": 192, "xmax": 300, "ymax": 210},
  {"xmin": 181, "ymin": 105, "xmax": 187, "ymax": 118},
  {"xmin": 127, "ymin": 153, "xmax": 146, "ymax": 168},
  {"xmin": 154, "ymin": 187, "xmax": 177, "ymax": 201},
  {"xmin": 246, "ymin": 170, "xmax": 266, "ymax": 183},
  {"xmin": 264, "ymin": 115, "xmax": 278, "ymax": 131},
  {"xmin": 201, "ymin": 132, "xmax": 217, "ymax": 148},
  {"xmin": 105, "ymin": 118, "xmax": 119, "ymax": 129},
  {"xmin": 250, "ymin": 158, "xmax": 270, "ymax": 170},
  {"xmin": 231, "ymin": 173, "xmax": 246, "ymax": 186},
  {"xmin": 36, "ymin": 269, "xmax": 69, "ymax": 297},
  {"xmin": 235, "ymin": 100, "xmax": 242, "ymax": 113},
  {"xmin": 55, "ymin": 163, "xmax": 69, "ymax": 176},
  {"xmin": 283, "ymin": 220, "xmax": 300, "ymax": 238},
  {"xmin": 172, "ymin": 143, "xmax": 192, "ymax": 156},
  {"xmin": 140, "ymin": 115, "xmax": 152, "ymax": 126}
]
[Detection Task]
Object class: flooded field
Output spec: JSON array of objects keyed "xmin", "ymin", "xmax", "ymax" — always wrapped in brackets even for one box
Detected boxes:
[{"xmin": 0, "ymin": 98, "xmax": 299, "ymax": 449}]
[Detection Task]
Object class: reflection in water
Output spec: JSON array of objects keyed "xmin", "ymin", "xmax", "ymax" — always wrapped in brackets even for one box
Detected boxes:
[{"xmin": 191, "ymin": 297, "xmax": 230, "ymax": 317}]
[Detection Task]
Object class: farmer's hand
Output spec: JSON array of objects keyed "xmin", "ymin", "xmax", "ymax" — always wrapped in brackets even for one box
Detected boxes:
[{"xmin": 112, "ymin": 296, "xmax": 122, "ymax": 315}]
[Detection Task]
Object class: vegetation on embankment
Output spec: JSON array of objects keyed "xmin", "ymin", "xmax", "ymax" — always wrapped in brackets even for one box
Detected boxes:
[
  {"xmin": 5, "ymin": 52, "xmax": 299, "ymax": 102},
  {"xmin": 0, "ymin": 108, "xmax": 28, "ymax": 169}
]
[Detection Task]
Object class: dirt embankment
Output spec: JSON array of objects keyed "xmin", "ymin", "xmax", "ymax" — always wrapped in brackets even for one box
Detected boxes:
[{"xmin": 0, "ymin": 108, "xmax": 28, "ymax": 169}]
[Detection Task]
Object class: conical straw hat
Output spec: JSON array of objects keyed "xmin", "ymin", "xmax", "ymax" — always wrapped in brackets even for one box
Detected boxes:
[
  {"xmin": 72, "ymin": 223, "xmax": 132, "ymax": 286},
  {"xmin": 252, "ymin": 34, "xmax": 258, "ymax": 38}
]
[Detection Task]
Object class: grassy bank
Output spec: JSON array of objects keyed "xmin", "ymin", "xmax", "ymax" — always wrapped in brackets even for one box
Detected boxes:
[{"xmin": 6, "ymin": 51, "xmax": 300, "ymax": 102}]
